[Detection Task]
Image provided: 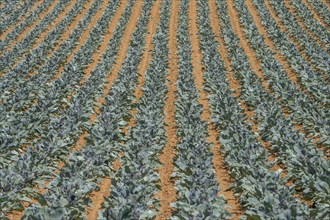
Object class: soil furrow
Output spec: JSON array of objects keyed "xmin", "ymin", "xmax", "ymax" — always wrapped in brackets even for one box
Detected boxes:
[
  {"xmin": 155, "ymin": 0, "xmax": 179, "ymax": 219},
  {"xmin": 227, "ymin": 0, "xmax": 315, "ymax": 206},
  {"xmin": 321, "ymin": 0, "xmax": 330, "ymax": 10},
  {"xmin": 246, "ymin": 0, "xmax": 327, "ymax": 156},
  {"xmin": 0, "ymin": 1, "xmax": 42, "ymax": 40},
  {"xmin": 189, "ymin": 0, "xmax": 243, "ymax": 218},
  {"xmin": 284, "ymin": 1, "xmax": 327, "ymax": 51},
  {"xmin": 125, "ymin": 0, "xmax": 163, "ymax": 133},
  {"xmin": 302, "ymin": 0, "xmax": 329, "ymax": 29},
  {"xmin": 86, "ymin": 177, "xmax": 111, "ymax": 220},
  {"xmin": 85, "ymin": 0, "xmax": 145, "ymax": 218},
  {"xmin": 53, "ymin": 0, "xmax": 109, "ymax": 81},
  {"xmin": 6, "ymin": 1, "xmax": 132, "ymax": 218},
  {"xmin": 264, "ymin": 0, "xmax": 325, "ymax": 76},
  {"xmin": 28, "ymin": 0, "xmax": 95, "ymax": 78},
  {"xmin": 4, "ymin": 0, "xmax": 60, "ymax": 52},
  {"xmin": 4, "ymin": 0, "xmax": 78, "ymax": 77}
]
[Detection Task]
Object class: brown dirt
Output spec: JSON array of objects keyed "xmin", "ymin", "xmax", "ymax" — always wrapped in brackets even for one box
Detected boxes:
[
  {"xmin": 80, "ymin": 0, "xmax": 137, "ymax": 85},
  {"xmin": 227, "ymin": 0, "xmax": 269, "ymax": 91},
  {"xmin": 53, "ymin": 0, "xmax": 110, "ymax": 81},
  {"xmin": 85, "ymin": 0, "xmax": 145, "ymax": 217},
  {"xmin": 86, "ymin": 177, "xmax": 111, "ymax": 220},
  {"xmin": 5, "ymin": 1, "xmax": 138, "ymax": 218},
  {"xmin": 4, "ymin": 0, "xmax": 60, "ymax": 53},
  {"xmin": 2, "ymin": 0, "xmax": 78, "ymax": 77},
  {"xmin": 246, "ymin": 1, "xmax": 310, "ymax": 94},
  {"xmin": 127, "ymin": 0, "xmax": 163, "ymax": 136},
  {"xmin": 71, "ymin": 130, "xmax": 88, "ymax": 152},
  {"xmin": 265, "ymin": 1, "xmax": 325, "ymax": 77},
  {"xmin": 86, "ymin": 156, "xmax": 122, "ymax": 220},
  {"xmin": 0, "ymin": 1, "xmax": 42, "ymax": 41},
  {"xmin": 27, "ymin": 0, "xmax": 96, "ymax": 77},
  {"xmin": 321, "ymin": 0, "xmax": 330, "ymax": 10},
  {"xmin": 284, "ymin": 1, "xmax": 327, "ymax": 52},
  {"xmin": 188, "ymin": 0, "xmax": 244, "ymax": 218},
  {"xmin": 7, "ymin": 201, "xmax": 35, "ymax": 220},
  {"xmin": 301, "ymin": 0, "xmax": 330, "ymax": 30},
  {"xmin": 155, "ymin": 0, "xmax": 180, "ymax": 219}
]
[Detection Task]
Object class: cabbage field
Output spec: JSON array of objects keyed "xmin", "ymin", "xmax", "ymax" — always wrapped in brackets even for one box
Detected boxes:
[{"xmin": 0, "ymin": 0, "xmax": 329, "ymax": 219}]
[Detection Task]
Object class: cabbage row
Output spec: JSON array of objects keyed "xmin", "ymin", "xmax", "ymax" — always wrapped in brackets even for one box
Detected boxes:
[
  {"xmin": 0, "ymin": 1, "xmax": 101, "ymax": 114},
  {"xmin": 101, "ymin": 1, "xmax": 171, "ymax": 218},
  {"xmin": 197, "ymin": 0, "xmax": 311, "ymax": 219},
  {"xmin": 1, "ymin": 0, "xmax": 73, "ymax": 73},
  {"xmin": 170, "ymin": 1, "xmax": 230, "ymax": 219},
  {"xmin": 0, "ymin": 0, "xmax": 87, "ymax": 101},
  {"xmin": 290, "ymin": 0, "xmax": 330, "ymax": 47},
  {"xmin": 0, "ymin": 0, "xmax": 20, "ymax": 19},
  {"xmin": 0, "ymin": 0, "xmax": 106, "ymax": 158},
  {"xmin": 237, "ymin": 0, "xmax": 330, "ymax": 150},
  {"xmin": 0, "ymin": 0, "xmax": 38, "ymax": 34},
  {"xmin": 269, "ymin": 0, "xmax": 330, "ymax": 85},
  {"xmin": 0, "ymin": 0, "xmax": 134, "ymax": 216},
  {"xmin": 0, "ymin": 0, "xmax": 329, "ymax": 219},
  {"xmin": 22, "ymin": 0, "xmax": 160, "ymax": 218},
  {"xmin": 0, "ymin": 1, "xmax": 85, "ymax": 75},
  {"xmin": 305, "ymin": 0, "xmax": 330, "ymax": 28},
  {"xmin": 250, "ymin": 0, "xmax": 330, "ymax": 151},
  {"xmin": 0, "ymin": 0, "xmax": 54, "ymax": 52},
  {"xmin": 233, "ymin": 0, "xmax": 329, "ymax": 216}
]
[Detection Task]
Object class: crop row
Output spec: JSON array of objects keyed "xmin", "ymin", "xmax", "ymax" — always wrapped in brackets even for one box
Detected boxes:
[
  {"xmin": 240, "ymin": 0, "xmax": 330, "ymax": 157},
  {"xmin": 0, "ymin": 0, "xmax": 54, "ymax": 52},
  {"xmin": 233, "ymin": 0, "xmax": 329, "ymax": 216},
  {"xmin": 1, "ymin": 0, "xmax": 329, "ymax": 219},
  {"xmin": 198, "ymin": 0, "xmax": 312, "ymax": 218},
  {"xmin": 0, "ymin": 0, "xmax": 104, "ymax": 162},
  {"xmin": 290, "ymin": 0, "xmax": 330, "ymax": 48},
  {"xmin": 101, "ymin": 1, "xmax": 171, "ymax": 218},
  {"xmin": 305, "ymin": 0, "xmax": 330, "ymax": 28},
  {"xmin": 0, "ymin": 0, "xmax": 130, "ymax": 216},
  {"xmin": 169, "ymin": 0, "xmax": 230, "ymax": 219},
  {"xmin": 0, "ymin": 0, "xmax": 89, "ymax": 110},
  {"xmin": 251, "ymin": 0, "xmax": 330, "ymax": 152},
  {"xmin": 0, "ymin": 0, "xmax": 102, "ymax": 136},
  {"xmin": 268, "ymin": 0, "xmax": 330, "ymax": 97},
  {"xmin": 1, "ymin": 0, "xmax": 73, "ymax": 73},
  {"xmin": 0, "ymin": 0, "xmax": 38, "ymax": 34},
  {"xmin": 23, "ymin": 0, "xmax": 156, "ymax": 218}
]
